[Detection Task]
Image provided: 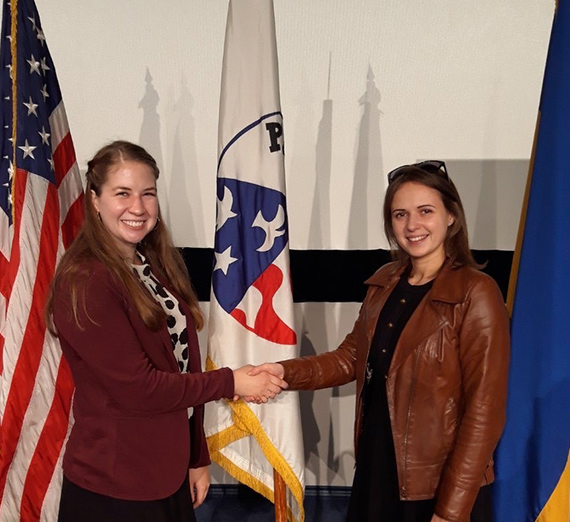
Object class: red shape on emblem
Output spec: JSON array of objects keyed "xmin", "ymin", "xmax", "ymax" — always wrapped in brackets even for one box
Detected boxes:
[{"xmin": 230, "ymin": 264, "xmax": 297, "ymax": 345}]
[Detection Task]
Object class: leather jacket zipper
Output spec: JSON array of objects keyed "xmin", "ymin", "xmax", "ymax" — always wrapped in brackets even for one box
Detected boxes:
[
  {"xmin": 402, "ymin": 342, "xmax": 425, "ymax": 499},
  {"xmin": 401, "ymin": 319, "xmax": 448, "ymax": 498}
]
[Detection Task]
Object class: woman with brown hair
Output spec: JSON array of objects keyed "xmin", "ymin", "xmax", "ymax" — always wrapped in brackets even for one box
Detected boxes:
[
  {"xmin": 250, "ymin": 161, "xmax": 510, "ymax": 522},
  {"xmin": 46, "ymin": 141, "xmax": 285, "ymax": 522}
]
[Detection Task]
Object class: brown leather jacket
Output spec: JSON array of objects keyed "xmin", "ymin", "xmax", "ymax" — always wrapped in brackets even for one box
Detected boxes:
[{"xmin": 280, "ymin": 262, "xmax": 510, "ymax": 522}]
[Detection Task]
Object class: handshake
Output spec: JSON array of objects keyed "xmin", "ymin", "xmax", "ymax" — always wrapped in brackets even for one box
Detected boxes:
[{"xmin": 232, "ymin": 363, "xmax": 288, "ymax": 404}]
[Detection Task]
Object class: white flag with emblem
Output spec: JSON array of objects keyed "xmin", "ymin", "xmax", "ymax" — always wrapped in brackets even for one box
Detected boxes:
[{"xmin": 205, "ymin": 1, "xmax": 305, "ymax": 521}]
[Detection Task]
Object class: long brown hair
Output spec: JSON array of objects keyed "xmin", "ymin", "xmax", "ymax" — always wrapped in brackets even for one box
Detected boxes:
[
  {"xmin": 383, "ymin": 166, "xmax": 482, "ymax": 273},
  {"xmin": 45, "ymin": 140, "xmax": 203, "ymax": 333}
]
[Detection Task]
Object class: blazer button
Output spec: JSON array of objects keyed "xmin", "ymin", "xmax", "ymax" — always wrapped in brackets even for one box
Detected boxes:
[
  {"xmin": 387, "ymin": 322, "xmax": 394, "ymax": 328},
  {"xmin": 400, "ymin": 298, "xmax": 406, "ymax": 304}
]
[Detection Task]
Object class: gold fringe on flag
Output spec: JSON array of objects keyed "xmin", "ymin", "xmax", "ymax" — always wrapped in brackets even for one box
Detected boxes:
[{"xmin": 206, "ymin": 357, "xmax": 304, "ymax": 522}]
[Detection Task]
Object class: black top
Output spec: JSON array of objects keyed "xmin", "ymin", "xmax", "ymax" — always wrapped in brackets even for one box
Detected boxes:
[
  {"xmin": 346, "ymin": 273, "xmax": 435, "ymax": 522},
  {"xmin": 367, "ymin": 274, "xmax": 434, "ymax": 381}
]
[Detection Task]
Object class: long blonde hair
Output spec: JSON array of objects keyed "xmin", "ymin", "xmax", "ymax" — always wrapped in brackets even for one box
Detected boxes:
[{"xmin": 45, "ymin": 140, "xmax": 203, "ymax": 333}]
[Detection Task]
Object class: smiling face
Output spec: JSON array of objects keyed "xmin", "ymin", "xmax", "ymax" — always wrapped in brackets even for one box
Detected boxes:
[
  {"xmin": 390, "ymin": 181, "xmax": 454, "ymax": 272},
  {"xmin": 91, "ymin": 160, "xmax": 158, "ymax": 262}
]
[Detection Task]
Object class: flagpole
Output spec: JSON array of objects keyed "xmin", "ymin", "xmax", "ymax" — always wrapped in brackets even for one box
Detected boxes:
[
  {"xmin": 208, "ymin": 1, "xmax": 305, "ymax": 519},
  {"xmin": 506, "ymin": 112, "xmax": 540, "ymax": 315},
  {"xmin": 9, "ymin": 0, "xmax": 18, "ymax": 225},
  {"xmin": 274, "ymin": 469, "xmax": 287, "ymax": 522}
]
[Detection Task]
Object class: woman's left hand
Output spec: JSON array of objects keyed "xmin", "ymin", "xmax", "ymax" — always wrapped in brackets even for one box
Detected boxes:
[
  {"xmin": 431, "ymin": 515, "xmax": 450, "ymax": 522},
  {"xmin": 189, "ymin": 465, "xmax": 210, "ymax": 509}
]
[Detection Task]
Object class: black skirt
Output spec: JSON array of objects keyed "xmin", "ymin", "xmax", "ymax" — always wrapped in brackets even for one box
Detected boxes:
[
  {"xmin": 346, "ymin": 373, "xmax": 493, "ymax": 522},
  {"xmin": 57, "ymin": 475, "xmax": 196, "ymax": 522}
]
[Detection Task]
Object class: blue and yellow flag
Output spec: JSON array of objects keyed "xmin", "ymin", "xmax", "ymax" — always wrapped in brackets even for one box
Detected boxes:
[{"xmin": 493, "ymin": 2, "xmax": 570, "ymax": 521}]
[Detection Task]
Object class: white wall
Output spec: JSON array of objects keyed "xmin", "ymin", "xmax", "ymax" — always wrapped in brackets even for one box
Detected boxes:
[
  {"xmin": 6, "ymin": 0, "xmax": 554, "ymax": 486},
  {"xmin": 16, "ymin": 0, "xmax": 553, "ymax": 251}
]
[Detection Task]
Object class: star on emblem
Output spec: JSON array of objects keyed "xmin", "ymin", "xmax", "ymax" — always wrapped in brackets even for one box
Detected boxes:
[
  {"xmin": 28, "ymin": 16, "xmax": 37, "ymax": 31},
  {"xmin": 27, "ymin": 54, "xmax": 41, "ymax": 75},
  {"xmin": 216, "ymin": 185, "xmax": 237, "ymax": 230},
  {"xmin": 252, "ymin": 204, "xmax": 286, "ymax": 252},
  {"xmin": 23, "ymin": 96, "xmax": 39, "ymax": 116},
  {"xmin": 40, "ymin": 84, "xmax": 49, "ymax": 101},
  {"xmin": 18, "ymin": 139, "xmax": 37, "ymax": 159},
  {"xmin": 214, "ymin": 246, "xmax": 238, "ymax": 275},
  {"xmin": 38, "ymin": 126, "xmax": 50, "ymax": 145}
]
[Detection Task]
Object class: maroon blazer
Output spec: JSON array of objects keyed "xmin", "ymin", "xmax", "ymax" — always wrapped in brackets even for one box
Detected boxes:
[{"xmin": 53, "ymin": 260, "xmax": 234, "ymax": 500}]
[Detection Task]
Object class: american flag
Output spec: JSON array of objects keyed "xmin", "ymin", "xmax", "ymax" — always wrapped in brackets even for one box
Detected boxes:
[{"xmin": 0, "ymin": 0, "xmax": 83, "ymax": 520}]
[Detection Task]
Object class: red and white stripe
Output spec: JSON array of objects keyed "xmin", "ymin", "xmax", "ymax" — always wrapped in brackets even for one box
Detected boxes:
[{"xmin": 0, "ymin": 100, "xmax": 82, "ymax": 522}]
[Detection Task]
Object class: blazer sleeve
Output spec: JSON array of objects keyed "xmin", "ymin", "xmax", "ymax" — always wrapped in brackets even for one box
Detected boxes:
[
  {"xmin": 435, "ymin": 276, "xmax": 510, "ymax": 522},
  {"xmin": 53, "ymin": 268, "xmax": 235, "ymax": 414}
]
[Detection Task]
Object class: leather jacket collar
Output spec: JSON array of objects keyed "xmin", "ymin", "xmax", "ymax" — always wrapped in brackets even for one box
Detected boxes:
[{"xmin": 365, "ymin": 260, "xmax": 468, "ymax": 305}]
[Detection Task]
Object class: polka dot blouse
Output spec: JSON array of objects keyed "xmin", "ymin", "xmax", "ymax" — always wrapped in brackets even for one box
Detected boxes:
[{"xmin": 131, "ymin": 253, "xmax": 191, "ymax": 375}]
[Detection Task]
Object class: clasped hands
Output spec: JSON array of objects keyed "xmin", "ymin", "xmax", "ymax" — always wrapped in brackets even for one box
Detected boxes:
[{"xmin": 232, "ymin": 363, "xmax": 286, "ymax": 404}]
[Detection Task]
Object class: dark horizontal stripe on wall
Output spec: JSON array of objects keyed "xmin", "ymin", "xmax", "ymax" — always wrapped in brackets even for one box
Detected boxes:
[
  {"xmin": 180, "ymin": 248, "xmax": 214, "ymax": 302},
  {"xmin": 180, "ymin": 248, "xmax": 513, "ymax": 303},
  {"xmin": 472, "ymin": 250, "xmax": 514, "ymax": 301}
]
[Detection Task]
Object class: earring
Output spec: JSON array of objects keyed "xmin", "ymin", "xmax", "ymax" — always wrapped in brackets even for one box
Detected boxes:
[
  {"xmin": 448, "ymin": 219, "xmax": 454, "ymax": 227},
  {"xmin": 97, "ymin": 212, "xmax": 102, "ymax": 221}
]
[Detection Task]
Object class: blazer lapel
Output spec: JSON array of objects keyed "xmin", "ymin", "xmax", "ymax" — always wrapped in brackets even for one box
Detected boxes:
[{"xmin": 157, "ymin": 326, "xmax": 180, "ymax": 372}]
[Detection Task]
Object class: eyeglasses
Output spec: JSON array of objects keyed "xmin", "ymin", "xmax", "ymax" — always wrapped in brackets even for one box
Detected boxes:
[{"xmin": 387, "ymin": 160, "xmax": 449, "ymax": 184}]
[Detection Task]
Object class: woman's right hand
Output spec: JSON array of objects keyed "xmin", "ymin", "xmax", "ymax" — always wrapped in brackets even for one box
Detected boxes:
[{"xmin": 233, "ymin": 364, "xmax": 288, "ymax": 402}]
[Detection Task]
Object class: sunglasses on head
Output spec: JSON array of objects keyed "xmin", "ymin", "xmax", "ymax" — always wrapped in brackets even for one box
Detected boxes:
[{"xmin": 387, "ymin": 160, "xmax": 449, "ymax": 184}]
